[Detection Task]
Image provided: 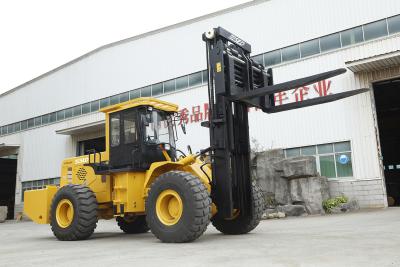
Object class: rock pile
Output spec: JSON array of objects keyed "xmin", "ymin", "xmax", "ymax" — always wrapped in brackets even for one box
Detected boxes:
[{"xmin": 252, "ymin": 149, "xmax": 331, "ymax": 218}]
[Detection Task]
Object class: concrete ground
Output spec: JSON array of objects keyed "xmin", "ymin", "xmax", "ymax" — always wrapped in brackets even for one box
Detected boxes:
[{"xmin": 0, "ymin": 208, "xmax": 399, "ymax": 267}]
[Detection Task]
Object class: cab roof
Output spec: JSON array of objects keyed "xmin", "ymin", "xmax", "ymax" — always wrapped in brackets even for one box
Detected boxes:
[{"xmin": 100, "ymin": 97, "xmax": 179, "ymax": 114}]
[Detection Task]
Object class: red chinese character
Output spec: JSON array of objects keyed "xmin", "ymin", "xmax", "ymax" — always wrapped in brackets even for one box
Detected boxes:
[
  {"xmin": 292, "ymin": 86, "xmax": 309, "ymax": 102},
  {"xmin": 313, "ymin": 80, "xmax": 331, "ymax": 96},
  {"xmin": 204, "ymin": 103, "xmax": 209, "ymax": 121},
  {"xmin": 179, "ymin": 108, "xmax": 189, "ymax": 125},
  {"xmin": 274, "ymin": 92, "xmax": 288, "ymax": 105},
  {"xmin": 190, "ymin": 105, "xmax": 203, "ymax": 123}
]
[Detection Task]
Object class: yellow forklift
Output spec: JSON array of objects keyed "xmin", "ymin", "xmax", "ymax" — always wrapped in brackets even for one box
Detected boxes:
[{"xmin": 24, "ymin": 27, "xmax": 367, "ymax": 242}]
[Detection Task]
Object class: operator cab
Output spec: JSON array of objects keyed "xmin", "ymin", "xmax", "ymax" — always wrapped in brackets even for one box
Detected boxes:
[{"xmin": 101, "ymin": 98, "xmax": 179, "ymax": 171}]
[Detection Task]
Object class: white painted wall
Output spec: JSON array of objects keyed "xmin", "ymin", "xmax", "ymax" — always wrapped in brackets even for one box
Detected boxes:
[{"xmin": 1, "ymin": 0, "xmax": 400, "ymax": 125}]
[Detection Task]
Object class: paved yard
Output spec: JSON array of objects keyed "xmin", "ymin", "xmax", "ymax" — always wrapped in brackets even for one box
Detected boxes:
[{"xmin": 0, "ymin": 208, "xmax": 399, "ymax": 267}]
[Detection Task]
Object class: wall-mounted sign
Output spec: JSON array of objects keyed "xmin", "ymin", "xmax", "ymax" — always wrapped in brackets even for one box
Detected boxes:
[{"xmin": 338, "ymin": 154, "xmax": 349, "ymax": 164}]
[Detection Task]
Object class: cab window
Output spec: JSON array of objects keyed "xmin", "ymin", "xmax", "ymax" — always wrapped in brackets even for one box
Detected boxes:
[
  {"xmin": 110, "ymin": 114, "xmax": 120, "ymax": 147},
  {"xmin": 124, "ymin": 111, "xmax": 137, "ymax": 144}
]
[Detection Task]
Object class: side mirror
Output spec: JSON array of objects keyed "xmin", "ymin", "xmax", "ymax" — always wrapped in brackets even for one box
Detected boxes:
[
  {"xmin": 181, "ymin": 122, "xmax": 186, "ymax": 135},
  {"xmin": 187, "ymin": 145, "xmax": 193, "ymax": 154}
]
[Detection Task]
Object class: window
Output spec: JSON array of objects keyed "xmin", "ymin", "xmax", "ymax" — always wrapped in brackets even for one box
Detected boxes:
[
  {"xmin": 7, "ymin": 124, "xmax": 14, "ymax": 134},
  {"xmin": 252, "ymin": 54, "xmax": 263, "ymax": 65},
  {"xmin": 163, "ymin": 79, "xmax": 175, "ymax": 93},
  {"xmin": 56, "ymin": 110, "xmax": 65, "ymax": 121},
  {"xmin": 130, "ymin": 89, "xmax": 140, "ymax": 99},
  {"xmin": 110, "ymin": 95, "xmax": 120, "ymax": 105},
  {"xmin": 141, "ymin": 86, "xmax": 151, "ymax": 97},
  {"xmin": 110, "ymin": 114, "xmax": 120, "ymax": 147},
  {"xmin": 317, "ymin": 143, "xmax": 333, "ymax": 154},
  {"xmin": 14, "ymin": 122, "xmax": 21, "ymax": 132},
  {"xmin": 27, "ymin": 118, "xmax": 35, "ymax": 128},
  {"xmin": 285, "ymin": 141, "xmax": 353, "ymax": 179},
  {"xmin": 21, "ymin": 120, "xmax": 28, "ymax": 130},
  {"xmin": 300, "ymin": 39, "xmax": 320, "ymax": 58},
  {"xmin": 363, "ymin": 19, "xmax": 388, "ymax": 41},
  {"xmin": 64, "ymin": 108, "xmax": 73, "ymax": 119},
  {"xmin": 152, "ymin": 83, "xmax": 163, "ymax": 96},
  {"xmin": 320, "ymin": 155, "xmax": 336, "ymax": 178},
  {"xmin": 72, "ymin": 106, "xmax": 82, "ymax": 116},
  {"xmin": 100, "ymin": 98, "xmax": 110, "ymax": 108},
  {"xmin": 264, "ymin": 50, "xmax": 281, "ymax": 66},
  {"xmin": 202, "ymin": 70, "xmax": 208, "ymax": 83},
  {"xmin": 282, "ymin": 45, "xmax": 300, "ymax": 62},
  {"xmin": 388, "ymin": 15, "xmax": 400, "ymax": 34},
  {"xmin": 90, "ymin": 100, "xmax": 100, "ymax": 112},
  {"xmin": 34, "ymin": 116, "xmax": 42, "ymax": 126},
  {"xmin": 82, "ymin": 103, "xmax": 91, "ymax": 114},
  {"xmin": 286, "ymin": 148, "xmax": 300, "ymax": 157},
  {"xmin": 320, "ymin": 33, "xmax": 341, "ymax": 52},
  {"xmin": 49, "ymin": 112, "xmax": 56, "ymax": 123},
  {"xmin": 341, "ymin": 26, "xmax": 363, "ymax": 47},
  {"xmin": 124, "ymin": 112, "xmax": 137, "ymax": 144},
  {"xmin": 189, "ymin": 72, "xmax": 202, "ymax": 87},
  {"xmin": 176, "ymin": 76, "xmax": 188, "ymax": 91},
  {"xmin": 119, "ymin": 92, "xmax": 129, "ymax": 102},
  {"xmin": 301, "ymin": 146, "xmax": 316, "ymax": 155},
  {"xmin": 42, "ymin": 114, "xmax": 50, "ymax": 124},
  {"xmin": 1, "ymin": 126, "xmax": 6, "ymax": 135}
]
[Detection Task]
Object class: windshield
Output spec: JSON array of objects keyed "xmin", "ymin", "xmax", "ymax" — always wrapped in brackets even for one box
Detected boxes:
[{"xmin": 143, "ymin": 110, "xmax": 176, "ymax": 147}]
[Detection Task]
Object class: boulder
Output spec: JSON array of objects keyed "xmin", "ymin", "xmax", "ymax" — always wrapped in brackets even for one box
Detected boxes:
[
  {"xmin": 281, "ymin": 156, "xmax": 318, "ymax": 179},
  {"xmin": 277, "ymin": 204, "xmax": 307, "ymax": 216},
  {"xmin": 262, "ymin": 208, "xmax": 277, "ymax": 220},
  {"xmin": 289, "ymin": 176, "xmax": 330, "ymax": 214},
  {"xmin": 253, "ymin": 149, "xmax": 290, "ymax": 205},
  {"xmin": 277, "ymin": 212, "xmax": 286, "ymax": 218},
  {"xmin": 0, "ymin": 206, "xmax": 7, "ymax": 222},
  {"xmin": 331, "ymin": 199, "xmax": 360, "ymax": 214}
]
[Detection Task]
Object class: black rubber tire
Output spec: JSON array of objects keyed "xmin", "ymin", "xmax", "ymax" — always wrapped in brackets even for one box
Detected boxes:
[
  {"xmin": 145, "ymin": 171, "xmax": 211, "ymax": 243},
  {"xmin": 50, "ymin": 184, "xmax": 98, "ymax": 241},
  {"xmin": 116, "ymin": 215, "xmax": 150, "ymax": 234},
  {"xmin": 212, "ymin": 182, "xmax": 264, "ymax": 235}
]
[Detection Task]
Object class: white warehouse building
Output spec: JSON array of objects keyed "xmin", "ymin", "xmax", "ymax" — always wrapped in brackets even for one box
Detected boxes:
[{"xmin": 1, "ymin": 0, "xmax": 400, "ymax": 218}]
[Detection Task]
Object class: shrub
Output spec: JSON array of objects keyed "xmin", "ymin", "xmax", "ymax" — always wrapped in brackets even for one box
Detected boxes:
[{"xmin": 322, "ymin": 195, "xmax": 348, "ymax": 213}]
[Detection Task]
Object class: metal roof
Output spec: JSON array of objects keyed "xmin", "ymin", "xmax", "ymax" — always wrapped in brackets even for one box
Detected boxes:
[
  {"xmin": 345, "ymin": 50, "xmax": 400, "ymax": 72},
  {"xmin": 0, "ymin": 0, "xmax": 268, "ymax": 98},
  {"xmin": 55, "ymin": 121, "xmax": 104, "ymax": 136}
]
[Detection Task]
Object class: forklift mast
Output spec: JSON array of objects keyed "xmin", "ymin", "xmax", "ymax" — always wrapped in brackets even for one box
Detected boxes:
[{"xmin": 202, "ymin": 27, "xmax": 368, "ymax": 219}]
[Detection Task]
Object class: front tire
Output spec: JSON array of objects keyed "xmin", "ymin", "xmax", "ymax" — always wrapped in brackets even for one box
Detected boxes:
[
  {"xmin": 146, "ymin": 171, "xmax": 212, "ymax": 243},
  {"xmin": 212, "ymin": 182, "xmax": 264, "ymax": 235},
  {"xmin": 116, "ymin": 215, "xmax": 149, "ymax": 234},
  {"xmin": 50, "ymin": 184, "xmax": 98, "ymax": 241}
]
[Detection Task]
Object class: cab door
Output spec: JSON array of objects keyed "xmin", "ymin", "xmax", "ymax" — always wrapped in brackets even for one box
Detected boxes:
[{"xmin": 109, "ymin": 109, "xmax": 140, "ymax": 168}]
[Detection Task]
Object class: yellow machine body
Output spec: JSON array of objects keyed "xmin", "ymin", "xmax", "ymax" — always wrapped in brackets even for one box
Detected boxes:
[
  {"xmin": 24, "ymin": 186, "xmax": 58, "ymax": 224},
  {"xmin": 24, "ymin": 97, "xmax": 214, "ymax": 223}
]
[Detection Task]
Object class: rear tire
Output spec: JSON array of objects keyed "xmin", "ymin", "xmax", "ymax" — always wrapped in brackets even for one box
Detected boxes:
[
  {"xmin": 146, "ymin": 171, "xmax": 211, "ymax": 243},
  {"xmin": 212, "ymin": 182, "xmax": 264, "ymax": 235},
  {"xmin": 116, "ymin": 215, "xmax": 149, "ymax": 234},
  {"xmin": 50, "ymin": 184, "xmax": 98, "ymax": 241}
]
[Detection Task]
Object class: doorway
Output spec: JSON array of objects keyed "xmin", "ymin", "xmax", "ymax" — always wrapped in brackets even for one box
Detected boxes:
[
  {"xmin": 374, "ymin": 78, "xmax": 400, "ymax": 206},
  {"xmin": 0, "ymin": 157, "xmax": 17, "ymax": 219}
]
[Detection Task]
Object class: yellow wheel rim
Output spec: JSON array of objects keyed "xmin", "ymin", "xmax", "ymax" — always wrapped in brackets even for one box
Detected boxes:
[
  {"xmin": 156, "ymin": 189, "xmax": 183, "ymax": 226},
  {"xmin": 226, "ymin": 209, "xmax": 240, "ymax": 220},
  {"xmin": 56, "ymin": 199, "xmax": 74, "ymax": 228}
]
